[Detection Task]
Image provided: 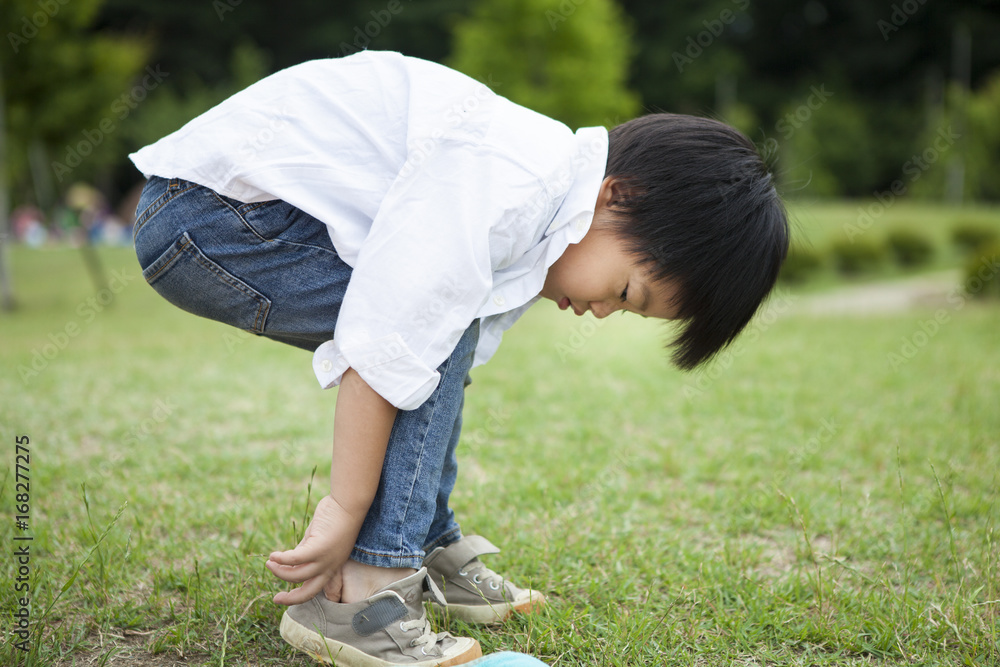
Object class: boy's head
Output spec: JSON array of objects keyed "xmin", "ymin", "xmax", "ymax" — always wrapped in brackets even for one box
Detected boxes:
[{"xmin": 603, "ymin": 113, "xmax": 788, "ymax": 370}]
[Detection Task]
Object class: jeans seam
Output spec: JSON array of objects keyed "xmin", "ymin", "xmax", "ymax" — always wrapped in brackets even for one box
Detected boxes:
[
  {"xmin": 185, "ymin": 249, "xmax": 270, "ymax": 332},
  {"xmin": 393, "ymin": 340, "xmax": 465, "ymax": 557},
  {"xmin": 146, "ymin": 234, "xmax": 271, "ymax": 332},
  {"xmin": 134, "ymin": 182, "xmax": 198, "ymax": 240},
  {"xmin": 211, "ymin": 192, "xmax": 270, "ymax": 243}
]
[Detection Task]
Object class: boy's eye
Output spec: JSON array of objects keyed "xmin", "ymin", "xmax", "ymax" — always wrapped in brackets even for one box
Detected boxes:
[{"xmin": 620, "ymin": 285, "xmax": 629, "ymax": 303}]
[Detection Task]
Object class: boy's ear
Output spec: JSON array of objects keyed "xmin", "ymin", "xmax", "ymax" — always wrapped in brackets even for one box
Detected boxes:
[{"xmin": 597, "ymin": 176, "xmax": 633, "ymax": 210}]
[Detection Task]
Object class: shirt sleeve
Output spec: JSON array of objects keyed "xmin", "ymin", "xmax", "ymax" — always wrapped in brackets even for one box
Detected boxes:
[{"xmin": 312, "ymin": 139, "xmax": 545, "ymax": 410}]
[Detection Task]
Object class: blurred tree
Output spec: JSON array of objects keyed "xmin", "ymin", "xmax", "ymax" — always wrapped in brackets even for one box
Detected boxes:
[
  {"xmin": 4, "ymin": 0, "xmax": 997, "ymax": 205},
  {"xmin": 448, "ymin": 0, "xmax": 640, "ymax": 129},
  {"xmin": 778, "ymin": 90, "xmax": 878, "ymax": 197},
  {"xmin": 915, "ymin": 71, "xmax": 1000, "ymax": 202},
  {"xmin": 0, "ymin": 61, "xmax": 13, "ymax": 309},
  {"xmin": 619, "ymin": 0, "xmax": 1000, "ymax": 199},
  {"xmin": 0, "ymin": 0, "xmax": 148, "ymax": 209}
]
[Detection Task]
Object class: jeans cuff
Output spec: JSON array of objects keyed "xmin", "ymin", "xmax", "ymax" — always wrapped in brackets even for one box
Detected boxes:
[{"xmin": 349, "ymin": 545, "xmax": 426, "ymax": 570}]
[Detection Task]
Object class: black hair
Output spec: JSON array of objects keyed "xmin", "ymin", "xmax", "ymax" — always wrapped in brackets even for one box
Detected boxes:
[{"xmin": 605, "ymin": 113, "xmax": 789, "ymax": 371}]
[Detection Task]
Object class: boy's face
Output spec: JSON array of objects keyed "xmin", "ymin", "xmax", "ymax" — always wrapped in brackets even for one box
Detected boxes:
[{"xmin": 541, "ymin": 178, "xmax": 681, "ymax": 321}]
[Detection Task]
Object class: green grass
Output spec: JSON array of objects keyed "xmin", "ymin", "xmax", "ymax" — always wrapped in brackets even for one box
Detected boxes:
[{"xmin": 1, "ymin": 229, "xmax": 998, "ymax": 665}]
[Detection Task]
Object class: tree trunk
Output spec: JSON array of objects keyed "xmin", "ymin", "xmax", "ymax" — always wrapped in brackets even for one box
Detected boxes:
[{"xmin": 0, "ymin": 60, "xmax": 16, "ymax": 311}]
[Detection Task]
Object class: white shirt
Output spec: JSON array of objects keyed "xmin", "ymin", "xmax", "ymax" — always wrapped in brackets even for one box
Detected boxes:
[{"xmin": 131, "ymin": 51, "xmax": 608, "ymax": 410}]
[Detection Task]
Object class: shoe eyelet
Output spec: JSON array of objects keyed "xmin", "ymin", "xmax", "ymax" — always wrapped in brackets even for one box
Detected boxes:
[
  {"xmin": 400, "ymin": 622, "xmax": 408, "ymax": 633},
  {"xmin": 421, "ymin": 647, "xmax": 432, "ymax": 656},
  {"xmin": 473, "ymin": 574, "xmax": 482, "ymax": 584},
  {"xmin": 489, "ymin": 581, "xmax": 500, "ymax": 590},
  {"xmin": 458, "ymin": 569, "xmax": 469, "ymax": 576}
]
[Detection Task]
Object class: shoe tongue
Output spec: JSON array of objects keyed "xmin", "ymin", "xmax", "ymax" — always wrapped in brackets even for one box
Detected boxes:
[
  {"xmin": 375, "ymin": 567, "xmax": 446, "ymax": 608},
  {"xmin": 376, "ymin": 566, "xmax": 429, "ymax": 601}
]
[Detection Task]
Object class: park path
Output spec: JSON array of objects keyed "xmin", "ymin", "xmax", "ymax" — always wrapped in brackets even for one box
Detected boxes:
[{"xmin": 793, "ymin": 270, "xmax": 961, "ymax": 315}]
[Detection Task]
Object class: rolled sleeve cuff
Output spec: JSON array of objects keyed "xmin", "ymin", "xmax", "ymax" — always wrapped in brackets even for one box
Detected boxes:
[{"xmin": 312, "ymin": 333, "xmax": 441, "ymax": 410}]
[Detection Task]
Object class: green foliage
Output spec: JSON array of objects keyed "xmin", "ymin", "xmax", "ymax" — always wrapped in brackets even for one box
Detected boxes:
[
  {"xmin": 830, "ymin": 238, "xmax": 884, "ymax": 275},
  {"xmin": 777, "ymin": 244, "xmax": 823, "ymax": 283},
  {"xmin": 448, "ymin": 0, "xmax": 640, "ymax": 129},
  {"xmin": 0, "ymin": 0, "xmax": 148, "ymax": 206},
  {"xmin": 778, "ymin": 93, "xmax": 877, "ymax": 197},
  {"xmin": 915, "ymin": 72, "xmax": 1000, "ymax": 202},
  {"xmin": 951, "ymin": 220, "xmax": 999, "ymax": 254},
  {"xmin": 885, "ymin": 228, "xmax": 934, "ymax": 268},
  {"xmin": 118, "ymin": 40, "xmax": 271, "ymax": 152},
  {"xmin": 963, "ymin": 241, "xmax": 1000, "ymax": 299}
]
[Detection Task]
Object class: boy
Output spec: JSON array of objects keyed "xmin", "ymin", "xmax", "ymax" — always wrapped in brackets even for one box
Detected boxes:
[{"xmin": 130, "ymin": 51, "xmax": 787, "ymax": 666}]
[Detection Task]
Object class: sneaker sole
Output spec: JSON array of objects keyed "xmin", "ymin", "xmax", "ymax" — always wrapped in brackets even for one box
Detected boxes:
[
  {"xmin": 431, "ymin": 591, "xmax": 546, "ymax": 626},
  {"xmin": 280, "ymin": 611, "xmax": 483, "ymax": 666}
]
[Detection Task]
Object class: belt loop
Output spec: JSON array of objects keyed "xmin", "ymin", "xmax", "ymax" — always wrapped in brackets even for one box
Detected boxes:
[{"xmin": 168, "ymin": 177, "xmax": 179, "ymax": 191}]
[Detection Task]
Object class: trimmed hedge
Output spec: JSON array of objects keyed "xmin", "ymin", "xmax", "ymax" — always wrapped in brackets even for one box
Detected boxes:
[
  {"xmin": 779, "ymin": 244, "xmax": 824, "ymax": 283},
  {"xmin": 886, "ymin": 228, "xmax": 934, "ymax": 267},
  {"xmin": 831, "ymin": 239, "xmax": 885, "ymax": 275},
  {"xmin": 952, "ymin": 222, "xmax": 998, "ymax": 255},
  {"xmin": 963, "ymin": 241, "xmax": 1000, "ymax": 299}
]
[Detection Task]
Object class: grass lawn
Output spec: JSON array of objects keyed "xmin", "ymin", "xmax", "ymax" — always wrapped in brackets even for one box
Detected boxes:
[{"xmin": 1, "ymin": 201, "xmax": 998, "ymax": 666}]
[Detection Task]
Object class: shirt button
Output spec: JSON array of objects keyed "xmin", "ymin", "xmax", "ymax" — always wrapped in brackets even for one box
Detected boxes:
[
  {"xmin": 493, "ymin": 295, "xmax": 506, "ymax": 307},
  {"xmin": 575, "ymin": 218, "xmax": 588, "ymax": 233},
  {"xmin": 320, "ymin": 359, "xmax": 333, "ymax": 373}
]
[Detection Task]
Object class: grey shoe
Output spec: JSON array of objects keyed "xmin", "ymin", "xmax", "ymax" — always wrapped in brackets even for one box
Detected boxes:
[
  {"xmin": 423, "ymin": 536, "xmax": 545, "ymax": 625},
  {"xmin": 280, "ymin": 567, "xmax": 482, "ymax": 666}
]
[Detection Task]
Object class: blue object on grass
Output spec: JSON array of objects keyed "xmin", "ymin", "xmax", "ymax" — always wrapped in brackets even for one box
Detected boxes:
[{"xmin": 468, "ymin": 652, "xmax": 550, "ymax": 667}]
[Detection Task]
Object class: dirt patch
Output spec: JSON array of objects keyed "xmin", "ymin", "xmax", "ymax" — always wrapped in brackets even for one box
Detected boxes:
[{"xmin": 793, "ymin": 270, "xmax": 961, "ymax": 315}]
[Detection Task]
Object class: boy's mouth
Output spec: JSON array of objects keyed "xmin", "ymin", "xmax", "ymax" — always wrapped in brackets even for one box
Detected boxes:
[{"xmin": 558, "ymin": 297, "xmax": 585, "ymax": 316}]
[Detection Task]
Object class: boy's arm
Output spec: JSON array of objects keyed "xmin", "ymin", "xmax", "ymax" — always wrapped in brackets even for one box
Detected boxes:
[{"xmin": 266, "ymin": 367, "xmax": 398, "ymax": 606}]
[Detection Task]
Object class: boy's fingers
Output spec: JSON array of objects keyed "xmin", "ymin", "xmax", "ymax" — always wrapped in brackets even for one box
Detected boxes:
[
  {"xmin": 268, "ymin": 543, "xmax": 321, "ymax": 566},
  {"xmin": 266, "ymin": 558, "xmax": 325, "ymax": 583},
  {"xmin": 272, "ymin": 575, "xmax": 327, "ymax": 606}
]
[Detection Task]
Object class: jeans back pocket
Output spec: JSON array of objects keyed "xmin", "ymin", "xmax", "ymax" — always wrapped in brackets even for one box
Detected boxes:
[{"xmin": 142, "ymin": 231, "xmax": 271, "ymax": 333}]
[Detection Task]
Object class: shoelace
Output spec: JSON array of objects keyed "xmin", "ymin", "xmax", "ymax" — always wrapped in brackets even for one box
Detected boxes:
[
  {"xmin": 401, "ymin": 614, "xmax": 446, "ymax": 655},
  {"xmin": 457, "ymin": 558, "xmax": 506, "ymax": 592}
]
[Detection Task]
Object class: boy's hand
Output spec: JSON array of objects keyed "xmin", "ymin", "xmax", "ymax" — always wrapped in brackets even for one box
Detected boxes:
[{"xmin": 266, "ymin": 494, "xmax": 364, "ymax": 606}]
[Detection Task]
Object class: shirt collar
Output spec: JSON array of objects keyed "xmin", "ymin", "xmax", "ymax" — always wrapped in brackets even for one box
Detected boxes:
[{"xmin": 544, "ymin": 126, "xmax": 609, "ymax": 242}]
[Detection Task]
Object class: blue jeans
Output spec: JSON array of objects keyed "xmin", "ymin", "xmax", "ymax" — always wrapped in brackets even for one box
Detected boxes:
[{"xmin": 133, "ymin": 176, "xmax": 476, "ymax": 569}]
